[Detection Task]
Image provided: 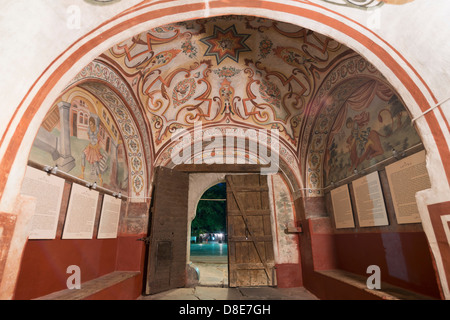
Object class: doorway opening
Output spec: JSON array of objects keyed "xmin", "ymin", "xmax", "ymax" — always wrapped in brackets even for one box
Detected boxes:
[{"xmin": 190, "ymin": 182, "xmax": 228, "ymax": 287}]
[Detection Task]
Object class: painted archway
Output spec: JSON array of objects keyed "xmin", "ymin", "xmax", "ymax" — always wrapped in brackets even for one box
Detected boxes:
[{"xmin": 1, "ymin": 0, "xmax": 450, "ymax": 299}]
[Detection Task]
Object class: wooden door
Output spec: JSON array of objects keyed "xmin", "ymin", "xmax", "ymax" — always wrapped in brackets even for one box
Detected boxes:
[
  {"xmin": 226, "ymin": 174, "xmax": 276, "ymax": 287},
  {"xmin": 145, "ymin": 166, "xmax": 189, "ymax": 295}
]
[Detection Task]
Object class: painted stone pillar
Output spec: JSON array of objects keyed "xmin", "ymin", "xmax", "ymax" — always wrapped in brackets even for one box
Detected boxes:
[
  {"xmin": 56, "ymin": 101, "xmax": 75, "ymax": 172},
  {"xmin": 297, "ymin": 196, "xmax": 338, "ymax": 288}
]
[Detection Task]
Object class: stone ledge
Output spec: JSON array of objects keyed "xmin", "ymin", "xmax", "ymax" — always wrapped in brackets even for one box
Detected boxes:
[
  {"xmin": 316, "ymin": 269, "xmax": 436, "ymax": 300},
  {"xmin": 34, "ymin": 271, "xmax": 140, "ymax": 300}
]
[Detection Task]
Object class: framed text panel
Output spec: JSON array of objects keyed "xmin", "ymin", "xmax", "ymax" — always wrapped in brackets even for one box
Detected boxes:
[
  {"xmin": 97, "ymin": 195, "xmax": 122, "ymax": 239},
  {"xmin": 331, "ymin": 184, "xmax": 355, "ymax": 229},
  {"xmin": 20, "ymin": 166, "xmax": 65, "ymax": 239},
  {"xmin": 353, "ymin": 171, "xmax": 389, "ymax": 227},
  {"xmin": 62, "ymin": 183, "xmax": 99, "ymax": 239},
  {"xmin": 385, "ymin": 150, "xmax": 431, "ymax": 224}
]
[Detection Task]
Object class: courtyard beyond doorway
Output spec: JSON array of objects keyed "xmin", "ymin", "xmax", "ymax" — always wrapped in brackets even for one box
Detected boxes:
[{"xmin": 190, "ymin": 242, "xmax": 228, "ymax": 287}]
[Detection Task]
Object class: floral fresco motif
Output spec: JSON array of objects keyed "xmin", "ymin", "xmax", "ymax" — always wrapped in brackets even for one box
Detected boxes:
[
  {"xmin": 181, "ymin": 40, "xmax": 197, "ymax": 58},
  {"xmin": 173, "ymin": 78, "xmax": 197, "ymax": 107},
  {"xmin": 219, "ymin": 78, "xmax": 235, "ymax": 115},
  {"xmin": 259, "ymin": 79, "xmax": 281, "ymax": 109},
  {"xmin": 258, "ymin": 38, "xmax": 273, "ymax": 58},
  {"xmin": 213, "ymin": 66, "xmax": 242, "ymax": 78},
  {"xmin": 105, "ymin": 16, "xmax": 347, "ymax": 151},
  {"xmin": 274, "ymin": 46, "xmax": 315, "ymax": 75}
]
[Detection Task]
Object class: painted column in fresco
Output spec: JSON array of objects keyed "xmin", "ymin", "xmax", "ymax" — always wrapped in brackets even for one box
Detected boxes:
[{"xmin": 55, "ymin": 101, "xmax": 75, "ymax": 171}]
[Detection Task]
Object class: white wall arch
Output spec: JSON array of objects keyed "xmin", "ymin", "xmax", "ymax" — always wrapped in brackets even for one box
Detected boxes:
[
  {"xmin": 1, "ymin": 1, "xmax": 448, "ymax": 210},
  {"xmin": 1, "ymin": 0, "xmax": 450, "ymax": 298},
  {"xmin": 1, "ymin": 1, "xmax": 448, "ymax": 212}
]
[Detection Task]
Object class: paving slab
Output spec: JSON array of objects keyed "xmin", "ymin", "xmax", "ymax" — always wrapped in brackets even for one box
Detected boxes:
[
  {"xmin": 194, "ymin": 286, "xmax": 244, "ymax": 300},
  {"xmin": 139, "ymin": 288, "xmax": 199, "ymax": 300},
  {"xmin": 194, "ymin": 262, "xmax": 228, "ymax": 287},
  {"xmin": 139, "ymin": 256, "xmax": 318, "ymax": 301},
  {"xmin": 139, "ymin": 286, "xmax": 318, "ymax": 300},
  {"xmin": 238, "ymin": 286, "xmax": 319, "ymax": 300}
]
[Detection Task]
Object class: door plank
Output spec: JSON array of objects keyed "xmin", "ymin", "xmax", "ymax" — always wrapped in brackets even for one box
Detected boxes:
[
  {"xmin": 228, "ymin": 235, "xmax": 273, "ymax": 242},
  {"xmin": 226, "ymin": 175, "xmax": 275, "ymax": 287},
  {"xmin": 228, "ymin": 209, "xmax": 270, "ymax": 216}
]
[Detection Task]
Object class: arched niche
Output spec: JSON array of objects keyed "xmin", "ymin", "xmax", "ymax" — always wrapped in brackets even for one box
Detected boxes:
[{"xmin": 1, "ymin": 1, "xmax": 449, "ymax": 298}]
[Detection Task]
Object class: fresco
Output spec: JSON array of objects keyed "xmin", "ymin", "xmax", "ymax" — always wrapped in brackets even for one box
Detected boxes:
[
  {"xmin": 103, "ymin": 15, "xmax": 349, "ymax": 152},
  {"xmin": 78, "ymin": 15, "xmax": 423, "ymax": 195},
  {"xmin": 29, "ymin": 87, "xmax": 129, "ymax": 194},
  {"xmin": 67, "ymin": 62, "xmax": 150, "ymax": 198},
  {"xmin": 323, "ymin": 80, "xmax": 422, "ymax": 185}
]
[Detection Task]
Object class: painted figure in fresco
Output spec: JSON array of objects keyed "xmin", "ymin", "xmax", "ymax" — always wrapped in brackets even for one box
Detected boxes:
[
  {"xmin": 346, "ymin": 111, "xmax": 384, "ymax": 172},
  {"xmin": 80, "ymin": 116, "xmax": 103, "ymax": 185}
]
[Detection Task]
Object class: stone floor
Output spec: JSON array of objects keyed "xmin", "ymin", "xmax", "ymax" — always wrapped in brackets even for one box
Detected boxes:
[
  {"xmin": 139, "ymin": 255, "xmax": 318, "ymax": 300},
  {"xmin": 190, "ymin": 255, "xmax": 228, "ymax": 287},
  {"xmin": 138, "ymin": 286, "xmax": 319, "ymax": 300}
]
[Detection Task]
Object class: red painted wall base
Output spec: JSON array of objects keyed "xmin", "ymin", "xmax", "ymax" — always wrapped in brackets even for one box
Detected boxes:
[
  {"xmin": 299, "ymin": 217, "xmax": 442, "ymax": 300},
  {"xmin": 275, "ymin": 263, "xmax": 303, "ymax": 287},
  {"xmin": 13, "ymin": 234, "xmax": 146, "ymax": 300}
]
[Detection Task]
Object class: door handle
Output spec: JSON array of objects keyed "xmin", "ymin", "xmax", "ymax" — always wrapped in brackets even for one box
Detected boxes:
[{"xmin": 137, "ymin": 236, "xmax": 151, "ymax": 245}]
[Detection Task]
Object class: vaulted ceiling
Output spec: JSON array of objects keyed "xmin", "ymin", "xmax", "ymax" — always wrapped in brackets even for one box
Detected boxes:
[
  {"xmin": 98, "ymin": 16, "xmax": 351, "ymax": 151},
  {"xmin": 49, "ymin": 15, "xmax": 419, "ymax": 195}
]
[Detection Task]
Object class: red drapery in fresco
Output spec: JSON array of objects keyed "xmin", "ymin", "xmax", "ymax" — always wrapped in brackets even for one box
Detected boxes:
[{"xmin": 330, "ymin": 80, "xmax": 393, "ymax": 135}]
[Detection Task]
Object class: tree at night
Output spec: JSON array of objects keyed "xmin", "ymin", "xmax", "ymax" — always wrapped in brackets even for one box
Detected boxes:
[{"xmin": 191, "ymin": 183, "xmax": 227, "ymax": 240}]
